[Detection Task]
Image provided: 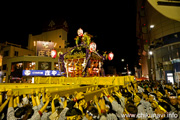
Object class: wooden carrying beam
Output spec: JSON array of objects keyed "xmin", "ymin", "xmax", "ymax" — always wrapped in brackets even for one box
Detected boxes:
[
  {"xmin": 33, "ymin": 76, "xmax": 134, "ymax": 85},
  {"xmin": 0, "ymin": 84, "xmax": 79, "ymax": 95},
  {"xmin": 84, "ymin": 86, "xmax": 115, "ymax": 101},
  {"xmin": 50, "ymin": 85, "xmax": 97, "ymax": 98},
  {"xmin": 12, "ymin": 85, "xmax": 80, "ymax": 95},
  {"xmin": 0, "ymin": 84, "xmax": 110, "ymax": 100},
  {"xmin": 0, "ymin": 83, "xmax": 78, "ymax": 89}
]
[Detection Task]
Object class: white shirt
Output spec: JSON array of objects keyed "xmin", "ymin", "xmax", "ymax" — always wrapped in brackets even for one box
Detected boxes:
[
  {"xmin": 58, "ymin": 107, "xmax": 69, "ymax": 120},
  {"xmin": 22, "ymin": 96, "xmax": 29, "ymax": 105},
  {"xmin": 7, "ymin": 107, "xmax": 16, "ymax": 120},
  {"xmin": 111, "ymin": 100, "xmax": 125, "ymax": 120},
  {"xmin": 138, "ymin": 86, "xmax": 144, "ymax": 93},
  {"xmin": 136, "ymin": 103, "xmax": 148, "ymax": 120},
  {"xmin": 107, "ymin": 113, "xmax": 118, "ymax": 120},
  {"xmin": 7, "ymin": 105, "xmax": 42, "ymax": 120},
  {"xmin": 41, "ymin": 111, "xmax": 52, "ymax": 120}
]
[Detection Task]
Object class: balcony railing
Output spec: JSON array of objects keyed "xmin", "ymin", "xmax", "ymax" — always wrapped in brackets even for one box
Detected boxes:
[
  {"xmin": 162, "ymin": 48, "xmax": 180, "ymax": 62},
  {"xmin": 157, "ymin": 0, "xmax": 180, "ymax": 6}
]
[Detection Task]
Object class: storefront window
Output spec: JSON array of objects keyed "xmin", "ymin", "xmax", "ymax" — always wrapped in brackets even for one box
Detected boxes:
[
  {"xmin": 24, "ymin": 61, "xmax": 36, "ymax": 70},
  {"xmin": 38, "ymin": 62, "xmax": 51, "ymax": 70},
  {"xmin": 54, "ymin": 62, "xmax": 59, "ymax": 70},
  {"xmin": 11, "ymin": 62, "xmax": 23, "ymax": 82},
  {"xmin": 11, "ymin": 62, "xmax": 23, "ymax": 72}
]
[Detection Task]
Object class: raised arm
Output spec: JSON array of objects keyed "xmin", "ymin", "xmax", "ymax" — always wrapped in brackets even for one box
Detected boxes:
[
  {"xmin": 8, "ymin": 90, "xmax": 13, "ymax": 108},
  {"xmin": 0, "ymin": 92, "xmax": 2, "ymax": 106},
  {"xmin": 41, "ymin": 88, "xmax": 46, "ymax": 103},
  {"xmin": 0, "ymin": 97, "xmax": 10, "ymax": 113},
  {"xmin": 35, "ymin": 90, "xmax": 41, "ymax": 106},
  {"xmin": 7, "ymin": 90, "xmax": 16, "ymax": 120},
  {"xmin": 103, "ymin": 89, "xmax": 114, "ymax": 103},
  {"xmin": 31, "ymin": 90, "xmax": 37, "ymax": 107},
  {"xmin": 51, "ymin": 94, "xmax": 59, "ymax": 113},
  {"xmin": 39, "ymin": 91, "xmax": 51, "ymax": 115},
  {"xmin": 94, "ymin": 95, "xmax": 101, "ymax": 115}
]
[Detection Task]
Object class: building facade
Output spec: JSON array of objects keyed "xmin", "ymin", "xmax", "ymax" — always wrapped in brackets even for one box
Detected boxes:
[
  {"xmin": 28, "ymin": 19, "xmax": 68, "ymax": 53},
  {"xmin": 0, "ymin": 19, "xmax": 70, "ymax": 83},
  {"xmin": 0, "ymin": 42, "xmax": 35, "ymax": 82},
  {"xmin": 136, "ymin": 0, "xmax": 180, "ymax": 84}
]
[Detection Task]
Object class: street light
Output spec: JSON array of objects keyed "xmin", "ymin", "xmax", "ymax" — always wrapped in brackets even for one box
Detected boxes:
[
  {"xmin": 150, "ymin": 25, "xmax": 155, "ymax": 29},
  {"xmin": 149, "ymin": 51, "xmax": 153, "ymax": 55},
  {"xmin": 147, "ymin": 24, "xmax": 155, "ymax": 81},
  {"xmin": 120, "ymin": 58, "xmax": 128, "ymax": 75}
]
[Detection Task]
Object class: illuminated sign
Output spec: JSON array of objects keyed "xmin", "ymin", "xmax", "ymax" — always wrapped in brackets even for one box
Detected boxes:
[
  {"xmin": 22, "ymin": 70, "xmax": 64, "ymax": 76},
  {"xmin": 36, "ymin": 41, "xmax": 54, "ymax": 57}
]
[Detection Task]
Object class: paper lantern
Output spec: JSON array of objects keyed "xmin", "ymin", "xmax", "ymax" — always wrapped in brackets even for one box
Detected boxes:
[
  {"xmin": 77, "ymin": 28, "xmax": 83, "ymax": 36},
  {"xmin": 108, "ymin": 52, "xmax": 114, "ymax": 60},
  {"xmin": 89, "ymin": 42, "xmax": 96, "ymax": 52},
  {"xmin": 51, "ymin": 50, "xmax": 57, "ymax": 58},
  {"xmin": 68, "ymin": 67, "xmax": 74, "ymax": 73}
]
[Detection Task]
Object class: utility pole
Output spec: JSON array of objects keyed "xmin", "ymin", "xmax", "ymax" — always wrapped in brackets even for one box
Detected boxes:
[{"xmin": 147, "ymin": 25, "xmax": 155, "ymax": 81}]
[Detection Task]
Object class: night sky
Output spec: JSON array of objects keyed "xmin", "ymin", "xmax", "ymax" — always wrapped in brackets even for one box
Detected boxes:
[{"xmin": 1, "ymin": 2, "xmax": 138, "ymax": 75}]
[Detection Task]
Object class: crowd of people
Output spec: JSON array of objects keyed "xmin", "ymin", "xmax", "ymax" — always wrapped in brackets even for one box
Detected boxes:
[{"xmin": 0, "ymin": 80, "xmax": 180, "ymax": 120}]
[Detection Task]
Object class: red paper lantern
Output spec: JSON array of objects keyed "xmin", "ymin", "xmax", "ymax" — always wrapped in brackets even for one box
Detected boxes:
[
  {"xmin": 68, "ymin": 67, "xmax": 74, "ymax": 73},
  {"xmin": 108, "ymin": 52, "xmax": 114, "ymax": 60},
  {"xmin": 51, "ymin": 50, "xmax": 57, "ymax": 58},
  {"xmin": 77, "ymin": 28, "xmax": 83, "ymax": 36},
  {"xmin": 89, "ymin": 42, "xmax": 96, "ymax": 52}
]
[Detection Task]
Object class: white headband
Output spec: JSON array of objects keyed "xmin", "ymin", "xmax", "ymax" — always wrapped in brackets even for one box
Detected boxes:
[{"xmin": 169, "ymin": 96, "xmax": 177, "ymax": 99}]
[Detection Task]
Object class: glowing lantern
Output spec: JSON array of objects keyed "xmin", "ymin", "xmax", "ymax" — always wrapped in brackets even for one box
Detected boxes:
[
  {"xmin": 77, "ymin": 28, "xmax": 83, "ymax": 36},
  {"xmin": 51, "ymin": 50, "xmax": 57, "ymax": 58},
  {"xmin": 108, "ymin": 52, "xmax": 114, "ymax": 60},
  {"xmin": 68, "ymin": 67, "xmax": 74, "ymax": 73},
  {"xmin": 89, "ymin": 42, "xmax": 96, "ymax": 52}
]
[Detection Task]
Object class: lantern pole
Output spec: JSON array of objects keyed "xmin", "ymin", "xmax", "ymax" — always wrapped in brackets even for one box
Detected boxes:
[{"xmin": 127, "ymin": 64, "xmax": 129, "ymax": 75}]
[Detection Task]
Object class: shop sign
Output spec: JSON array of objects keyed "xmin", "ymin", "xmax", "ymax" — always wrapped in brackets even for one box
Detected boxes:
[
  {"xmin": 36, "ymin": 41, "xmax": 54, "ymax": 57},
  {"xmin": 38, "ymin": 62, "xmax": 51, "ymax": 70},
  {"xmin": 22, "ymin": 70, "xmax": 64, "ymax": 76}
]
